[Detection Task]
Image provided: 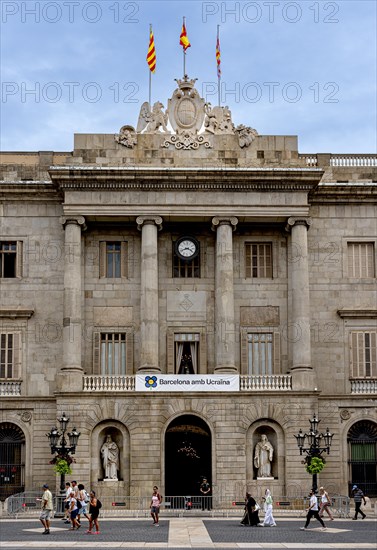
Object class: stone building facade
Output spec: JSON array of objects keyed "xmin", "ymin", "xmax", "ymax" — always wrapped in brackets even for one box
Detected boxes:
[{"xmin": 0, "ymin": 77, "xmax": 376, "ymax": 504}]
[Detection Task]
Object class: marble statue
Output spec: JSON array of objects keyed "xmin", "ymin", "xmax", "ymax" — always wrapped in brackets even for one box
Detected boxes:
[
  {"xmin": 254, "ymin": 434, "xmax": 274, "ymax": 478},
  {"xmin": 101, "ymin": 435, "xmax": 119, "ymax": 480}
]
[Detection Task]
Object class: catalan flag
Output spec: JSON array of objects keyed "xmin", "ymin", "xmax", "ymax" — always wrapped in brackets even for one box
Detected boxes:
[
  {"xmin": 146, "ymin": 26, "xmax": 156, "ymax": 73},
  {"xmin": 216, "ymin": 34, "xmax": 221, "ymax": 78},
  {"xmin": 180, "ymin": 21, "xmax": 191, "ymax": 51}
]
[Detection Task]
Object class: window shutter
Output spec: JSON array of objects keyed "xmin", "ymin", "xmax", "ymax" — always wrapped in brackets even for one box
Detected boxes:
[
  {"xmin": 121, "ymin": 242, "xmax": 128, "ymax": 278},
  {"xmin": 273, "ymin": 332, "xmax": 281, "ymax": 374},
  {"xmin": 16, "ymin": 241, "xmax": 23, "ymax": 278},
  {"xmin": 240, "ymin": 329, "xmax": 248, "ymax": 374},
  {"xmin": 12, "ymin": 333, "xmax": 21, "ymax": 379},
  {"xmin": 199, "ymin": 331, "xmax": 207, "ymax": 374},
  {"xmin": 99, "ymin": 242, "xmax": 106, "ymax": 278},
  {"xmin": 126, "ymin": 330, "xmax": 133, "ymax": 375},
  {"xmin": 167, "ymin": 330, "xmax": 174, "ymax": 374},
  {"xmin": 93, "ymin": 332, "xmax": 101, "ymax": 374},
  {"xmin": 371, "ymin": 332, "xmax": 377, "ymax": 378}
]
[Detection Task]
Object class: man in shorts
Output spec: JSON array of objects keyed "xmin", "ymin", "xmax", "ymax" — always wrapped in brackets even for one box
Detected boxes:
[{"xmin": 39, "ymin": 484, "xmax": 53, "ymax": 534}]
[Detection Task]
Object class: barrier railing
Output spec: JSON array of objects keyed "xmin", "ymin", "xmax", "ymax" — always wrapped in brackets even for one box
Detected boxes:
[{"xmin": 4, "ymin": 492, "xmax": 351, "ymax": 518}]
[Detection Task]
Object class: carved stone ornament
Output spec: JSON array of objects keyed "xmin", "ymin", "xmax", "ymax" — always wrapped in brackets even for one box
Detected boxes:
[
  {"xmin": 167, "ymin": 75, "xmax": 205, "ymax": 134},
  {"xmin": 115, "ymin": 125, "xmax": 137, "ymax": 148},
  {"xmin": 204, "ymin": 103, "xmax": 235, "ymax": 135},
  {"xmin": 340, "ymin": 409, "xmax": 352, "ymax": 421},
  {"xmin": 137, "ymin": 101, "xmax": 170, "ymax": 134},
  {"xmin": 18, "ymin": 411, "xmax": 32, "ymax": 423},
  {"xmin": 235, "ymin": 124, "xmax": 259, "ymax": 147},
  {"xmin": 162, "ymin": 131, "xmax": 212, "ymax": 151}
]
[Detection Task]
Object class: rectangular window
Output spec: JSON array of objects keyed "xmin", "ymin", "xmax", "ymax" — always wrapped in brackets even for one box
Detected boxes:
[
  {"xmin": 0, "ymin": 242, "xmax": 22, "ymax": 278},
  {"xmin": 99, "ymin": 241, "xmax": 127, "ymax": 278},
  {"xmin": 247, "ymin": 333, "xmax": 273, "ymax": 375},
  {"xmin": 173, "ymin": 250, "xmax": 200, "ymax": 278},
  {"xmin": 348, "ymin": 242, "xmax": 375, "ymax": 278},
  {"xmin": 0, "ymin": 333, "xmax": 21, "ymax": 379},
  {"xmin": 350, "ymin": 331, "xmax": 377, "ymax": 378},
  {"xmin": 100, "ymin": 333, "xmax": 126, "ymax": 375},
  {"xmin": 174, "ymin": 333, "xmax": 200, "ymax": 374},
  {"xmin": 245, "ymin": 243, "xmax": 272, "ymax": 278}
]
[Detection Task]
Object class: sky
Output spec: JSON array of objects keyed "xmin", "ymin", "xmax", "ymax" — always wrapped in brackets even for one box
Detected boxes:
[{"xmin": 1, "ymin": 0, "xmax": 376, "ymax": 153}]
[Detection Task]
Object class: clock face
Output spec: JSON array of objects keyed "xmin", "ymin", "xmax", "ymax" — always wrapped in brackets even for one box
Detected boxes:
[{"xmin": 176, "ymin": 237, "xmax": 199, "ymax": 260}]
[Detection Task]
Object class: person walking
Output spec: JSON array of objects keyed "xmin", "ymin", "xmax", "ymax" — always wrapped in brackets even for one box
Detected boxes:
[
  {"xmin": 319, "ymin": 486, "xmax": 334, "ymax": 520},
  {"xmin": 39, "ymin": 483, "xmax": 53, "ymax": 535},
  {"xmin": 150, "ymin": 485, "xmax": 162, "ymax": 526},
  {"xmin": 300, "ymin": 489, "xmax": 327, "ymax": 530},
  {"xmin": 68, "ymin": 490, "xmax": 80, "ymax": 530},
  {"xmin": 352, "ymin": 485, "xmax": 367, "ymax": 520},
  {"xmin": 77, "ymin": 483, "xmax": 91, "ymax": 526},
  {"xmin": 87, "ymin": 490, "xmax": 101, "ymax": 534},
  {"xmin": 63, "ymin": 482, "xmax": 73, "ymax": 524},
  {"xmin": 261, "ymin": 488, "xmax": 276, "ymax": 526},
  {"xmin": 240, "ymin": 492, "xmax": 261, "ymax": 526}
]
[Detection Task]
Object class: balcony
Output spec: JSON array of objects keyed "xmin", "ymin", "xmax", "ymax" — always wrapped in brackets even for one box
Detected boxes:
[
  {"xmin": 350, "ymin": 379, "xmax": 377, "ymax": 394},
  {"xmin": 83, "ymin": 374, "xmax": 292, "ymax": 392}
]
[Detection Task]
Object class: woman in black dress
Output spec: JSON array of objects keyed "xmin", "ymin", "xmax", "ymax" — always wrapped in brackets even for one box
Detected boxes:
[{"xmin": 240, "ymin": 492, "xmax": 261, "ymax": 526}]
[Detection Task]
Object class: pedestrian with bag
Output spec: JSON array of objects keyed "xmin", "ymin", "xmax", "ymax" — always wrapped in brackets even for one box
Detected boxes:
[
  {"xmin": 87, "ymin": 490, "xmax": 101, "ymax": 534},
  {"xmin": 301, "ymin": 489, "xmax": 327, "ymax": 530},
  {"xmin": 319, "ymin": 486, "xmax": 334, "ymax": 520},
  {"xmin": 240, "ymin": 492, "xmax": 261, "ymax": 526},
  {"xmin": 150, "ymin": 485, "xmax": 162, "ymax": 526},
  {"xmin": 261, "ymin": 488, "xmax": 276, "ymax": 526}
]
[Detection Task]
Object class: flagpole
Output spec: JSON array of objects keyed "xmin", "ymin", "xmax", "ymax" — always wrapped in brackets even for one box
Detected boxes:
[
  {"xmin": 217, "ymin": 25, "xmax": 221, "ymax": 106},
  {"xmin": 183, "ymin": 16, "xmax": 186, "ymax": 76},
  {"xmin": 149, "ymin": 24, "xmax": 152, "ymax": 107}
]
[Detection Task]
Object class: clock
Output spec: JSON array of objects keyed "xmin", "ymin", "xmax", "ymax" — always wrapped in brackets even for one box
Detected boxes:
[{"xmin": 175, "ymin": 236, "xmax": 199, "ymax": 261}]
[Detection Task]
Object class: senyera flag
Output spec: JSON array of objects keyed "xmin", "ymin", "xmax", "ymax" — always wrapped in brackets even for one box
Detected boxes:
[
  {"xmin": 180, "ymin": 21, "xmax": 191, "ymax": 51},
  {"xmin": 216, "ymin": 34, "xmax": 221, "ymax": 77},
  {"xmin": 147, "ymin": 27, "xmax": 156, "ymax": 73}
]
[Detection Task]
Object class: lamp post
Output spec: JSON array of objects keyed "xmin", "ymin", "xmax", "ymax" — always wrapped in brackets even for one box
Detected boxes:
[
  {"xmin": 46, "ymin": 413, "xmax": 80, "ymax": 514},
  {"xmin": 294, "ymin": 413, "xmax": 333, "ymax": 494}
]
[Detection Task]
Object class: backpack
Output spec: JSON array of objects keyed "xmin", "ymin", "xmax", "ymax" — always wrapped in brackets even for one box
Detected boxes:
[
  {"xmin": 76, "ymin": 499, "xmax": 82, "ymax": 510},
  {"xmin": 84, "ymin": 490, "xmax": 90, "ymax": 503},
  {"xmin": 97, "ymin": 499, "xmax": 102, "ymax": 509}
]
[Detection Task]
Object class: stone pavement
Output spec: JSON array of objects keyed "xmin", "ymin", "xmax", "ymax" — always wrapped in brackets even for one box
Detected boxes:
[{"xmin": 0, "ymin": 517, "xmax": 376, "ymax": 549}]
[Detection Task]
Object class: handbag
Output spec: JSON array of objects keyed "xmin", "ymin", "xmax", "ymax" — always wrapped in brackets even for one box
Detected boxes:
[{"xmin": 254, "ymin": 502, "xmax": 260, "ymax": 511}]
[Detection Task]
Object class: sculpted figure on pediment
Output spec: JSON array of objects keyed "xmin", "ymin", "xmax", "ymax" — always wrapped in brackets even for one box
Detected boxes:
[
  {"xmin": 204, "ymin": 103, "xmax": 235, "ymax": 135},
  {"xmin": 236, "ymin": 124, "xmax": 259, "ymax": 148},
  {"xmin": 137, "ymin": 101, "xmax": 170, "ymax": 134}
]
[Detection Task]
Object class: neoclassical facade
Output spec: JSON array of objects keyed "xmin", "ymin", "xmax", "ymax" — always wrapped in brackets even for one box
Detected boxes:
[{"xmin": 0, "ymin": 77, "xmax": 376, "ymax": 503}]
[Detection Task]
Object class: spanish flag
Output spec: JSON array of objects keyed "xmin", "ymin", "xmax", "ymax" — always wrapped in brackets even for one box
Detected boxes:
[
  {"xmin": 216, "ymin": 34, "xmax": 221, "ymax": 78},
  {"xmin": 180, "ymin": 21, "xmax": 191, "ymax": 51},
  {"xmin": 147, "ymin": 27, "xmax": 156, "ymax": 73}
]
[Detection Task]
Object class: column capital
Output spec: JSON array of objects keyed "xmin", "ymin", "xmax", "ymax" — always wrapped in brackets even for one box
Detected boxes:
[
  {"xmin": 136, "ymin": 216, "xmax": 163, "ymax": 231},
  {"xmin": 211, "ymin": 216, "xmax": 238, "ymax": 231},
  {"xmin": 285, "ymin": 216, "xmax": 312, "ymax": 233},
  {"xmin": 60, "ymin": 215, "xmax": 87, "ymax": 231}
]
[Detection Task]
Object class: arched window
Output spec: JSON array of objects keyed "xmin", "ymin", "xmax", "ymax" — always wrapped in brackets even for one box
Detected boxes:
[
  {"xmin": 0, "ymin": 423, "xmax": 25, "ymax": 500},
  {"xmin": 348, "ymin": 420, "xmax": 377, "ymax": 497}
]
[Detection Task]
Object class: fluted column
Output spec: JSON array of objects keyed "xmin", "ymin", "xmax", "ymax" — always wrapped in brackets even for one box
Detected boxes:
[
  {"xmin": 286, "ymin": 217, "xmax": 316, "ymax": 390},
  {"xmin": 212, "ymin": 216, "xmax": 238, "ymax": 373},
  {"xmin": 137, "ymin": 216, "xmax": 162, "ymax": 373},
  {"xmin": 57, "ymin": 216, "xmax": 86, "ymax": 392}
]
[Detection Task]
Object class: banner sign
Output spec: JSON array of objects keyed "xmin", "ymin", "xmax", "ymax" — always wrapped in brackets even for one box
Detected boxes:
[{"xmin": 136, "ymin": 374, "xmax": 239, "ymax": 392}]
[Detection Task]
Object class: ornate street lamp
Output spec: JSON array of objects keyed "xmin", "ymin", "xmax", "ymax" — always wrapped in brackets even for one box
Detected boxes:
[
  {"xmin": 46, "ymin": 413, "xmax": 80, "ymax": 514},
  {"xmin": 294, "ymin": 414, "xmax": 333, "ymax": 494}
]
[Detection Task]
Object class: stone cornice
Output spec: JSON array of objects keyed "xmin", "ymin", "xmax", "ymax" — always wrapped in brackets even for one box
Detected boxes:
[
  {"xmin": 49, "ymin": 166, "xmax": 323, "ymax": 192},
  {"xmin": 0, "ymin": 308, "xmax": 34, "ymax": 319},
  {"xmin": 337, "ymin": 309, "xmax": 377, "ymax": 319},
  {"xmin": 311, "ymin": 182, "xmax": 377, "ymax": 204}
]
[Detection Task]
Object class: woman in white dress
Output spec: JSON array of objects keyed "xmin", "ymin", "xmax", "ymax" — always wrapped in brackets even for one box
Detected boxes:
[{"xmin": 261, "ymin": 489, "xmax": 276, "ymax": 526}]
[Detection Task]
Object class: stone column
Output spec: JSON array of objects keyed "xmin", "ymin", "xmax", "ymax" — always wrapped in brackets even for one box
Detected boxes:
[
  {"xmin": 286, "ymin": 217, "xmax": 316, "ymax": 390},
  {"xmin": 57, "ymin": 215, "xmax": 86, "ymax": 392},
  {"xmin": 212, "ymin": 216, "xmax": 238, "ymax": 373},
  {"xmin": 137, "ymin": 216, "xmax": 162, "ymax": 373}
]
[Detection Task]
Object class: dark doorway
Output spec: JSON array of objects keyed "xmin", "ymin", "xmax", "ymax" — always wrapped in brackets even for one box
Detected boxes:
[
  {"xmin": 165, "ymin": 415, "xmax": 211, "ymax": 502},
  {"xmin": 348, "ymin": 420, "xmax": 377, "ymax": 497},
  {"xmin": 0, "ymin": 423, "xmax": 25, "ymax": 500}
]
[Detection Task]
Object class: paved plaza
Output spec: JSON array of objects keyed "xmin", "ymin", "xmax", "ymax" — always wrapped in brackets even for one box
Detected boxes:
[{"xmin": 0, "ymin": 517, "xmax": 375, "ymax": 549}]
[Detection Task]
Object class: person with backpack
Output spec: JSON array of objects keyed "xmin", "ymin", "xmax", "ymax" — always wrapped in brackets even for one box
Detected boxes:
[
  {"xmin": 68, "ymin": 492, "xmax": 80, "ymax": 530},
  {"xmin": 87, "ymin": 490, "xmax": 101, "ymax": 534},
  {"xmin": 319, "ymin": 486, "xmax": 334, "ymax": 520}
]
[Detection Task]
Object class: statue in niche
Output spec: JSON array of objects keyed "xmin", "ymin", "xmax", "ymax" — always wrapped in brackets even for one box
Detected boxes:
[
  {"xmin": 254, "ymin": 434, "xmax": 274, "ymax": 478},
  {"xmin": 101, "ymin": 435, "xmax": 120, "ymax": 480}
]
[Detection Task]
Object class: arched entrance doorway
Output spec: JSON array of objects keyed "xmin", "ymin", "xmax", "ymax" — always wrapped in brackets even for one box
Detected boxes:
[
  {"xmin": 0, "ymin": 422, "xmax": 25, "ymax": 500},
  {"xmin": 165, "ymin": 415, "xmax": 211, "ymax": 503},
  {"xmin": 347, "ymin": 420, "xmax": 377, "ymax": 497}
]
